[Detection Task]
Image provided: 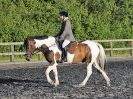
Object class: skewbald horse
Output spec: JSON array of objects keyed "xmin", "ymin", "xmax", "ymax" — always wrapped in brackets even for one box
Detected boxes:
[{"xmin": 24, "ymin": 36, "xmax": 110, "ymax": 87}]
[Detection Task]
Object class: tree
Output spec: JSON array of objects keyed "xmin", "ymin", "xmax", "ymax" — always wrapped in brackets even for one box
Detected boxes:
[{"xmin": 0, "ymin": 0, "xmax": 132, "ymax": 43}]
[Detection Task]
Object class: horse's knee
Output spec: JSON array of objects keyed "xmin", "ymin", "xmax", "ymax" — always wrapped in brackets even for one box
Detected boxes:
[
  {"xmin": 46, "ymin": 68, "xmax": 50, "ymax": 74},
  {"xmin": 45, "ymin": 69, "xmax": 49, "ymax": 76},
  {"xmin": 46, "ymin": 66, "xmax": 53, "ymax": 75}
]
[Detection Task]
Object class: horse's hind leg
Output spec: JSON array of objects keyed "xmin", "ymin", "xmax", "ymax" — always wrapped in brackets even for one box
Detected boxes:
[
  {"xmin": 79, "ymin": 61, "xmax": 93, "ymax": 87},
  {"xmin": 94, "ymin": 61, "xmax": 110, "ymax": 86}
]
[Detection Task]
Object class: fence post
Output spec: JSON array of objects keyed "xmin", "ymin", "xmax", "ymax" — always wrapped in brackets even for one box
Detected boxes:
[
  {"xmin": 38, "ymin": 52, "xmax": 42, "ymax": 61},
  {"xmin": 10, "ymin": 44, "xmax": 14, "ymax": 62},
  {"xmin": 110, "ymin": 42, "xmax": 113, "ymax": 56},
  {"xmin": 131, "ymin": 41, "xmax": 133, "ymax": 56}
]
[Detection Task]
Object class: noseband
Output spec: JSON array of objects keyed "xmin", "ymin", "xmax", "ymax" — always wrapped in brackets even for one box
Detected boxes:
[
  {"xmin": 24, "ymin": 51, "xmax": 39, "ymax": 57},
  {"xmin": 25, "ymin": 43, "xmax": 57, "ymax": 56}
]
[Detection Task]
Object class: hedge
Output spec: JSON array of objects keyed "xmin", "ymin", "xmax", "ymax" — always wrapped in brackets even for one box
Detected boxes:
[{"xmin": 0, "ymin": 0, "xmax": 132, "ymax": 43}]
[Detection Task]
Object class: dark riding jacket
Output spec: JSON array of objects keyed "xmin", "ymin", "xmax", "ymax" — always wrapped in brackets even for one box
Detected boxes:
[{"xmin": 57, "ymin": 18, "xmax": 75, "ymax": 41}]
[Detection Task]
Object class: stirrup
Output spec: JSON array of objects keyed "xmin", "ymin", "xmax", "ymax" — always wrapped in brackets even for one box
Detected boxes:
[
  {"xmin": 63, "ymin": 57, "xmax": 67, "ymax": 62},
  {"xmin": 59, "ymin": 59, "xmax": 64, "ymax": 63}
]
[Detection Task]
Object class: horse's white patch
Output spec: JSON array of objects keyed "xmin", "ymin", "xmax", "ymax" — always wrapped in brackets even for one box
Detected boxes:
[
  {"xmin": 34, "ymin": 36, "xmax": 56, "ymax": 48},
  {"xmin": 82, "ymin": 40, "xmax": 99, "ymax": 57},
  {"xmin": 34, "ymin": 36, "xmax": 62, "ymax": 59},
  {"xmin": 67, "ymin": 52, "xmax": 75, "ymax": 63},
  {"xmin": 49, "ymin": 45, "xmax": 62, "ymax": 57}
]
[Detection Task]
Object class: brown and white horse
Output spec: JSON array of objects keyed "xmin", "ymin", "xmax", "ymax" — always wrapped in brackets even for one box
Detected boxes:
[{"xmin": 24, "ymin": 36, "xmax": 110, "ymax": 87}]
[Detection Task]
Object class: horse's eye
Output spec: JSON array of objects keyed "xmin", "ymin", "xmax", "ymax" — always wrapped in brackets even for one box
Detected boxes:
[{"xmin": 27, "ymin": 46, "xmax": 30, "ymax": 49}]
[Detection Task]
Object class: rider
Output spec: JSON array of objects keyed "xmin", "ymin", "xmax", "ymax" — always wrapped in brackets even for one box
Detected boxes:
[{"xmin": 56, "ymin": 9, "xmax": 75, "ymax": 62}]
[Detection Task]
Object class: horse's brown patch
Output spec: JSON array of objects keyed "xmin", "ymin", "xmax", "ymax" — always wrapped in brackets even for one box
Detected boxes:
[
  {"xmin": 55, "ymin": 52, "xmax": 61, "ymax": 62},
  {"xmin": 41, "ymin": 44, "xmax": 60, "ymax": 64},
  {"xmin": 46, "ymin": 50, "xmax": 55, "ymax": 64},
  {"xmin": 68, "ymin": 42, "xmax": 91, "ymax": 63},
  {"xmin": 40, "ymin": 44, "xmax": 54, "ymax": 64},
  {"xmin": 29, "ymin": 40, "xmax": 36, "ymax": 50},
  {"xmin": 46, "ymin": 51, "xmax": 61, "ymax": 64},
  {"xmin": 24, "ymin": 39, "xmax": 37, "ymax": 61}
]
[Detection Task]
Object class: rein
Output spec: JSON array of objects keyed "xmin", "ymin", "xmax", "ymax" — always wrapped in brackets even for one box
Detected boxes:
[
  {"xmin": 24, "ymin": 50, "xmax": 40, "ymax": 56},
  {"xmin": 25, "ymin": 42, "xmax": 57, "ymax": 56},
  {"xmin": 48, "ymin": 43, "xmax": 56, "ymax": 48},
  {"xmin": 32, "ymin": 50, "xmax": 40, "ymax": 55}
]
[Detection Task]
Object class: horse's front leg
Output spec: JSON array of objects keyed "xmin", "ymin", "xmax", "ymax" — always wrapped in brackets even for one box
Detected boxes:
[
  {"xmin": 45, "ymin": 63, "xmax": 59, "ymax": 87},
  {"xmin": 46, "ymin": 65, "xmax": 55, "ymax": 85},
  {"xmin": 52, "ymin": 65, "xmax": 59, "ymax": 87}
]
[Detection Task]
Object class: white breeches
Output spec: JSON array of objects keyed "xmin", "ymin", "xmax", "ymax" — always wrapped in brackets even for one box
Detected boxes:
[{"xmin": 62, "ymin": 39, "xmax": 70, "ymax": 48}]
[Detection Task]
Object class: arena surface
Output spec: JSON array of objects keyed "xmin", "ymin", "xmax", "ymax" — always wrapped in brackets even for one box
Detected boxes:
[{"xmin": 0, "ymin": 58, "xmax": 133, "ymax": 99}]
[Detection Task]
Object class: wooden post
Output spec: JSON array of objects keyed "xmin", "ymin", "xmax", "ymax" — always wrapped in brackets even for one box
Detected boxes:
[
  {"xmin": 110, "ymin": 42, "xmax": 113, "ymax": 57},
  {"xmin": 10, "ymin": 44, "xmax": 14, "ymax": 62},
  {"xmin": 38, "ymin": 52, "xmax": 42, "ymax": 61},
  {"xmin": 131, "ymin": 41, "xmax": 133, "ymax": 56}
]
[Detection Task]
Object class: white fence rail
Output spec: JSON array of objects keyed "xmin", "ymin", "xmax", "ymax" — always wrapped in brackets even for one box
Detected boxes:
[{"xmin": 0, "ymin": 39, "xmax": 133, "ymax": 62}]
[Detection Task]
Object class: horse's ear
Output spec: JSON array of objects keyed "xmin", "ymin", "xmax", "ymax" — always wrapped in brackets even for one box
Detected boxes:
[
  {"xmin": 23, "ymin": 39, "xmax": 27, "ymax": 47},
  {"xmin": 23, "ymin": 38, "xmax": 28, "ymax": 48}
]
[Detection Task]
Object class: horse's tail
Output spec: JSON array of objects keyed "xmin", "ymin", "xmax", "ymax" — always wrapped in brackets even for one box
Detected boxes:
[{"xmin": 96, "ymin": 43, "xmax": 106, "ymax": 70}]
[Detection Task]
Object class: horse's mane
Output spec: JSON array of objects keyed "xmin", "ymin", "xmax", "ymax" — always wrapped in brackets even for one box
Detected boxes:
[{"xmin": 27, "ymin": 35, "xmax": 48, "ymax": 40}]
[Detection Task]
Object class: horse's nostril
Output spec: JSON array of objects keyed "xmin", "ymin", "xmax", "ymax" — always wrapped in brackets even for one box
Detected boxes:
[{"xmin": 25, "ymin": 54, "xmax": 31, "ymax": 61}]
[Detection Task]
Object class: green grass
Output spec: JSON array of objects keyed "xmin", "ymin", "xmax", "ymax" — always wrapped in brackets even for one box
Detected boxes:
[
  {"xmin": 0, "ymin": 50, "xmax": 131, "ymax": 63},
  {"xmin": 106, "ymin": 50, "xmax": 130, "ymax": 57},
  {"xmin": 0, "ymin": 54, "xmax": 46, "ymax": 63}
]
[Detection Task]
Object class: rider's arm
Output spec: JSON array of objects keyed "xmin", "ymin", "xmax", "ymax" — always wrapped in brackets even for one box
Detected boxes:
[
  {"xmin": 55, "ymin": 22, "xmax": 65, "ymax": 37},
  {"xmin": 60, "ymin": 20, "xmax": 71, "ymax": 40}
]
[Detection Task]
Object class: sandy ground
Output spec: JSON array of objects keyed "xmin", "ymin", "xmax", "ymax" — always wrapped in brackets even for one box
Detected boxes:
[{"xmin": 0, "ymin": 59, "xmax": 133, "ymax": 99}]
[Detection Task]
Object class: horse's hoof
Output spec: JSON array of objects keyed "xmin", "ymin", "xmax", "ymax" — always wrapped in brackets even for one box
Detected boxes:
[
  {"xmin": 49, "ymin": 80, "xmax": 55, "ymax": 85},
  {"xmin": 107, "ymin": 82, "xmax": 111, "ymax": 87},
  {"xmin": 73, "ymin": 84, "xmax": 79, "ymax": 87},
  {"xmin": 54, "ymin": 81, "xmax": 59, "ymax": 87},
  {"xmin": 78, "ymin": 84, "xmax": 85, "ymax": 87},
  {"xmin": 54, "ymin": 83, "xmax": 59, "ymax": 87}
]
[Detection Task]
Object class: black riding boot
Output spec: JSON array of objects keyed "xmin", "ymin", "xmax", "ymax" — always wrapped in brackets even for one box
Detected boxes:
[{"xmin": 60, "ymin": 48, "xmax": 67, "ymax": 63}]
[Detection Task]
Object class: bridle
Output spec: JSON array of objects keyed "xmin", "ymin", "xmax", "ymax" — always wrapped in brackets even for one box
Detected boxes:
[
  {"xmin": 24, "ymin": 43, "xmax": 39, "ymax": 56},
  {"xmin": 25, "ymin": 43, "xmax": 57, "ymax": 56},
  {"xmin": 25, "ymin": 50, "xmax": 40, "ymax": 56}
]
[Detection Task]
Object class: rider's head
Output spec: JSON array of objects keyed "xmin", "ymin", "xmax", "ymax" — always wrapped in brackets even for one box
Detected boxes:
[{"xmin": 59, "ymin": 9, "xmax": 68, "ymax": 21}]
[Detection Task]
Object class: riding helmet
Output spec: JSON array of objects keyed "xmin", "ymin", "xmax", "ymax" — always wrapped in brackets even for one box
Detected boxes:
[{"xmin": 59, "ymin": 10, "xmax": 68, "ymax": 17}]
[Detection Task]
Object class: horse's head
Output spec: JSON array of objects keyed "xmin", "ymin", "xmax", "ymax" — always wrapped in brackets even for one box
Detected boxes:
[
  {"xmin": 23, "ymin": 36, "xmax": 56, "ymax": 61},
  {"xmin": 23, "ymin": 37, "xmax": 36, "ymax": 61}
]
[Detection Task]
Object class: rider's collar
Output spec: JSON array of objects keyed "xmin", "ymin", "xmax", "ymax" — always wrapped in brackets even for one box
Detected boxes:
[{"xmin": 63, "ymin": 17, "xmax": 68, "ymax": 21}]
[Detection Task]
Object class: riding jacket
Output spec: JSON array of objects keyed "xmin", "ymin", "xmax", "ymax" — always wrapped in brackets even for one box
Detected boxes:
[{"xmin": 57, "ymin": 18, "xmax": 75, "ymax": 42}]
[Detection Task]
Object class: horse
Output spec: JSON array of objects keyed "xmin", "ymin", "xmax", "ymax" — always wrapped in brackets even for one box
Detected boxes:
[{"xmin": 23, "ymin": 35, "xmax": 110, "ymax": 87}]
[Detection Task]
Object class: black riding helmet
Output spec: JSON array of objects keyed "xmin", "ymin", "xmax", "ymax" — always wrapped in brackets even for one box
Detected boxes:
[{"xmin": 59, "ymin": 10, "xmax": 68, "ymax": 17}]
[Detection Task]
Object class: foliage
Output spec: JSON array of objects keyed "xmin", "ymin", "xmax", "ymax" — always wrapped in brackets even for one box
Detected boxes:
[
  {"xmin": 0, "ymin": 1, "xmax": 133, "ymax": 62},
  {"xmin": 0, "ymin": 0, "xmax": 132, "ymax": 43}
]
